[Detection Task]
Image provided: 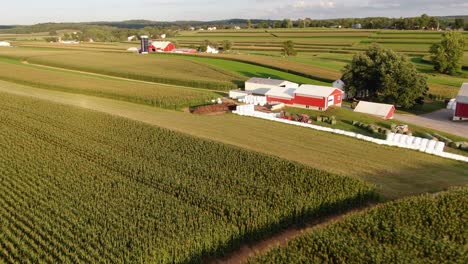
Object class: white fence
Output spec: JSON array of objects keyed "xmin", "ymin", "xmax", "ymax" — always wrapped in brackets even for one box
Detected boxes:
[{"xmin": 232, "ymin": 105, "xmax": 468, "ymax": 163}]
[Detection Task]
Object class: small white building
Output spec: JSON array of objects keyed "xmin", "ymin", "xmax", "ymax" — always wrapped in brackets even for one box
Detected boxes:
[
  {"xmin": 0, "ymin": 41, "xmax": 11, "ymax": 47},
  {"xmin": 128, "ymin": 35, "xmax": 136, "ymax": 41},
  {"xmin": 207, "ymin": 27, "xmax": 217, "ymax": 31},
  {"xmin": 332, "ymin": 79, "xmax": 347, "ymax": 99},
  {"xmin": 245, "ymin": 77, "xmax": 299, "ymax": 96},
  {"xmin": 354, "ymin": 101, "xmax": 395, "ymax": 119},
  {"xmin": 159, "ymin": 34, "xmax": 166, "ymax": 39},
  {"xmin": 206, "ymin": 45, "xmax": 219, "ymax": 54}
]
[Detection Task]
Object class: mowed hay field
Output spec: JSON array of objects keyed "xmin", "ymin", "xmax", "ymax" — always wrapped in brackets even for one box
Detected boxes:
[
  {"xmin": 0, "ymin": 92, "xmax": 377, "ymax": 263},
  {"xmin": 250, "ymin": 186, "xmax": 468, "ymax": 263},
  {"xmin": 16, "ymin": 50, "xmax": 243, "ymax": 90},
  {"xmin": 1, "ymin": 81, "xmax": 467, "ymax": 199},
  {"xmin": 0, "ymin": 57, "xmax": 218, "ymax": 109}
]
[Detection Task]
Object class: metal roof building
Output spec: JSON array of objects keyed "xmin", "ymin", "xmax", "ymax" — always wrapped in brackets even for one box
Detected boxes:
[{"xmin": 354, "ymin": 101, "xmax": 395, "ymax": 119}]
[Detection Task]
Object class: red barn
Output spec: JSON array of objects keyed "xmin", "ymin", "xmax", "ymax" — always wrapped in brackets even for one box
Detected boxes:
[
  {"xmin": 454, "ymin": 83, "xmax": 468, "ymax": 121},
  {"xmin": 149, "ymin": 41, "xmax": 175, "ymax": 53},
  {"xmin": 266, "ymin": 85, "xmax": 343, "ymax": 111}
]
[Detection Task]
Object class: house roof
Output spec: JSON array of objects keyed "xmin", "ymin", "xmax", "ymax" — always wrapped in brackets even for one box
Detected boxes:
[
  {"xmin": 295, "ymin": 85, "xmax": 342, "ymax": 97},
  {"xmin": 456, "ymin": 83, "xmax": 468, "ymax": 104},
  {"xmin": 265, "ymin": 87, "xmax": 295, "ymax": 99},
  {"xmin": 354, "ymin": 101, "xmax": 395, "ymax": 117},
  {"xmin": 151, "ymin": 41, "xmax": 172, "ymax": 49},
  {"xmin": 246, "ymin": 77, "xmax": 288, "ymax": 86}
]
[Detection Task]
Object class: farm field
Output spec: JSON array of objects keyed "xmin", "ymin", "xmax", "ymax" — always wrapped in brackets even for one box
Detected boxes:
[
  {"xmin": 0, "ymin": 57, "xmax": 218, "ymax": 109},
  {"xmin": 0, "ymin": 91, "xmax": 377, "ymax": 263},
  {"xmin": 18, "ymin": 50, "xmax": 241, "ymax": 90},
  {"xmin": 1, "ymin": 80, "xmax": 467, "ymax": 199},
  {"xmin": 250, "ymin": 186, "xmax": 467, "ymax": 263},
  {"xmin": 155, "ymin": 53, "xmax": 329, "ymax": 86}
]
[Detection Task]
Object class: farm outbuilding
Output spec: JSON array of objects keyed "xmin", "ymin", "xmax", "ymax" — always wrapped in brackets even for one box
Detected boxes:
[
  {"xmin": 0, "ymin": 41, "xmax": 11, "ymax": 47},
  {"xmin": 245, "ymin": 77, "xmax": 298, "ymax": 96},
  {"xmin": 266, "ymin": 85, "xmax": 343, "ymax": 111},
  {"xmin": 454, "ymin": 83, "xmax": 468, "ymax": 121},
  {"xmin": 206, "ymin": 45, "xmax": 219, "ymax": 54},
  {"xmin": 332, "ymin": 79, "xmax": 347, "ymax": 99},
  {"xmin": 354, "ymin": 101, "xmax": 395, "ymax": 119},
  {"xmin": 150, "ymin": 41, "xmax": 175, "ymax": 52}
]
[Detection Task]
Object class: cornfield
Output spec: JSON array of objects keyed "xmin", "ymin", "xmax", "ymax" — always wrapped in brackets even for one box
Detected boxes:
[
  {"xmin": 0, "ymin": 92, "xmax": 377, "ymax": 263},
  {"xmin": 250, "ymin": 186, "xmax": 468, "ymax": 263},
  {"xmin": 0, "ymin": 59, "xmax": 218, "ymax": 109}
]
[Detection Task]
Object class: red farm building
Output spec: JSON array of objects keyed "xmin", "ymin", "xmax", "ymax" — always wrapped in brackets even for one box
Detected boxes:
[
  {"xmin": 454, "ymin": 83, "xmax": 468, "ymax": 121},
  {"xmin": 149, "ymin": 41, "xmax": 175, "ymax": 53},
  {"xmin": 266, "ymin": 85, "xmax": 343, "ymax": 111}
]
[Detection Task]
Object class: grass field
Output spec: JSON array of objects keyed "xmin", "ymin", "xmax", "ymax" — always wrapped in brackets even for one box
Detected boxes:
[
  {"xmin": 0, "ymin": 57, "xmax": 218, "ymax": 109},
  {"xmin": 250, "ymin": 186, "xmax": 467, "ymax": 263},
  {"xmin": 155, "ymin": 53, "xmax": 329, "ymax": 86},
  {"xmin": 1, "ymin": 81, "xmax": 467, "ymax": 199},
  {"xmin": 0, "ymin": 91, "xmax": 376, "ymax": 263}
]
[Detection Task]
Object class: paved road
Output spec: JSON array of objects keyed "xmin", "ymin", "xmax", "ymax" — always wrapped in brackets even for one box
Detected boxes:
[{"xmin": 394, "ymin": 109, "xmax": 468, "ymax": 138}]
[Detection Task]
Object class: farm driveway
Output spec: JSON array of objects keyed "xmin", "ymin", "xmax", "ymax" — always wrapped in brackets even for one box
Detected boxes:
[{"xmin": 394, "ymin": 109, "xmax": 468, "ymax": 138}]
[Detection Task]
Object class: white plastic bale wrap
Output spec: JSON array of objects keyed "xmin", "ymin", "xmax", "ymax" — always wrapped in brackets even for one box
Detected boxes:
[
  {"xmin": 419, "ymin": 139, "xmax": 429, "ymax": 152},
  {"xmin": 386, "ymin": 133, "xmax": 395, "ymax": 142},
  {"xmin": 435, "ymin": 141, "xmax": 445, "ymax": 153},
  {"xmin": 230, "ymin": 109, "xmax": 466, "ymax": 163}
]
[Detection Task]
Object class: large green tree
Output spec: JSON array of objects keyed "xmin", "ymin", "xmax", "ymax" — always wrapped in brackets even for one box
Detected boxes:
[
  {"xmin": 430, "ymin": 31, "xmax": 465, "ymax": 75},
  {"xmin": 342, "ymin": 45, "xmax": 428, "ymax": 108},
  {"xmin": 282, "ymin": 40, "xmax": 297, "ymax": 56}
]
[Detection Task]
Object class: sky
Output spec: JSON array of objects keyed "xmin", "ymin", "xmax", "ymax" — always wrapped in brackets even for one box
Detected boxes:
[{"xmin": 1, "ymin": 0, "xmax": 467, "ymax": 25}]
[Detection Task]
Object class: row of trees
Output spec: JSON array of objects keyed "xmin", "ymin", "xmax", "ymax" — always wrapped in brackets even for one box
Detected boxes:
[{"xmin": 246, "ymin": 15, "xmax": 466, "ymax": 30}]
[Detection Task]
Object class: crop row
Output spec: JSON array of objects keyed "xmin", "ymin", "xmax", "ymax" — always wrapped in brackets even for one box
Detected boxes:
[
  {"xmin": 0, "ymin": 92, "xmax": 377, "ymax": 263},
  {"xmin": 250, "ymin": 186, "xmax": 467, "ymax": 263}
]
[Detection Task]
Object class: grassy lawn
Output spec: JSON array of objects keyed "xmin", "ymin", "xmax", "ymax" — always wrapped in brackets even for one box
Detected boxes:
[{"xmin": 1, "ymin": 80, "xmax": 467, "ymax": 200}]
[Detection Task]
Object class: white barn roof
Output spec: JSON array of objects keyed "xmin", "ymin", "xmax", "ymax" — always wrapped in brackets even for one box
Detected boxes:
[
  {"xmin": 151, "ymin": 41, "xmax": 172, "ymax": 49},
  {"xmin": 246, "ymin": 77, "xmax": 288, "ymax": 86},
  {"xmin": 265, "ymin": 87, "xmax": 295, "ymax": 99},
  {"xmin": 456, "ymin": 83, "xmax": 468, "ymax": 104},
  {"xmin": 354, "ymin": 101, "xmax": 395, "ymax": 118},
  {"xmin": 295, "ymin": 85, "xmax": 342, "ymax": 97}
]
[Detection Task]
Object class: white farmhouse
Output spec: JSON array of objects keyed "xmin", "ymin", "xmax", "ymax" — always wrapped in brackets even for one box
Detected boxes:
[
  {"xmin": 245, "ymin": 77, "xmax": 298, "ymax": 95},
  {"xmin": 128, "ymin": 35, "xmax": 136, "ymax": 41}
]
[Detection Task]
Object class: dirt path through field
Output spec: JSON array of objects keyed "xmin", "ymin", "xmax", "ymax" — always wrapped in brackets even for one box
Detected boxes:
[{"xmin": 209, "ymin": 205, "xmax": 375, "ymax": 264}]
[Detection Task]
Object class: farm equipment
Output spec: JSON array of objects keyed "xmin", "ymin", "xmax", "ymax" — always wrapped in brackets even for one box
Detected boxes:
[{"xmin": 279, "ymin": 111, "xmax": 312, "ymax": 124}]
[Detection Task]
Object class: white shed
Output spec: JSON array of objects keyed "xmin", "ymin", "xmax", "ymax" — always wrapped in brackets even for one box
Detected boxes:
[
  {"xmin": 0, "ymin": 41, "xmax": 11, "ymax": 47},
  {"xmin": 245, "ymin": 77, "xmax": 298, "ymax": 96},
  {"xmin": 354, "ymin": 101, "xmax": 395, "ymax": 119}
]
